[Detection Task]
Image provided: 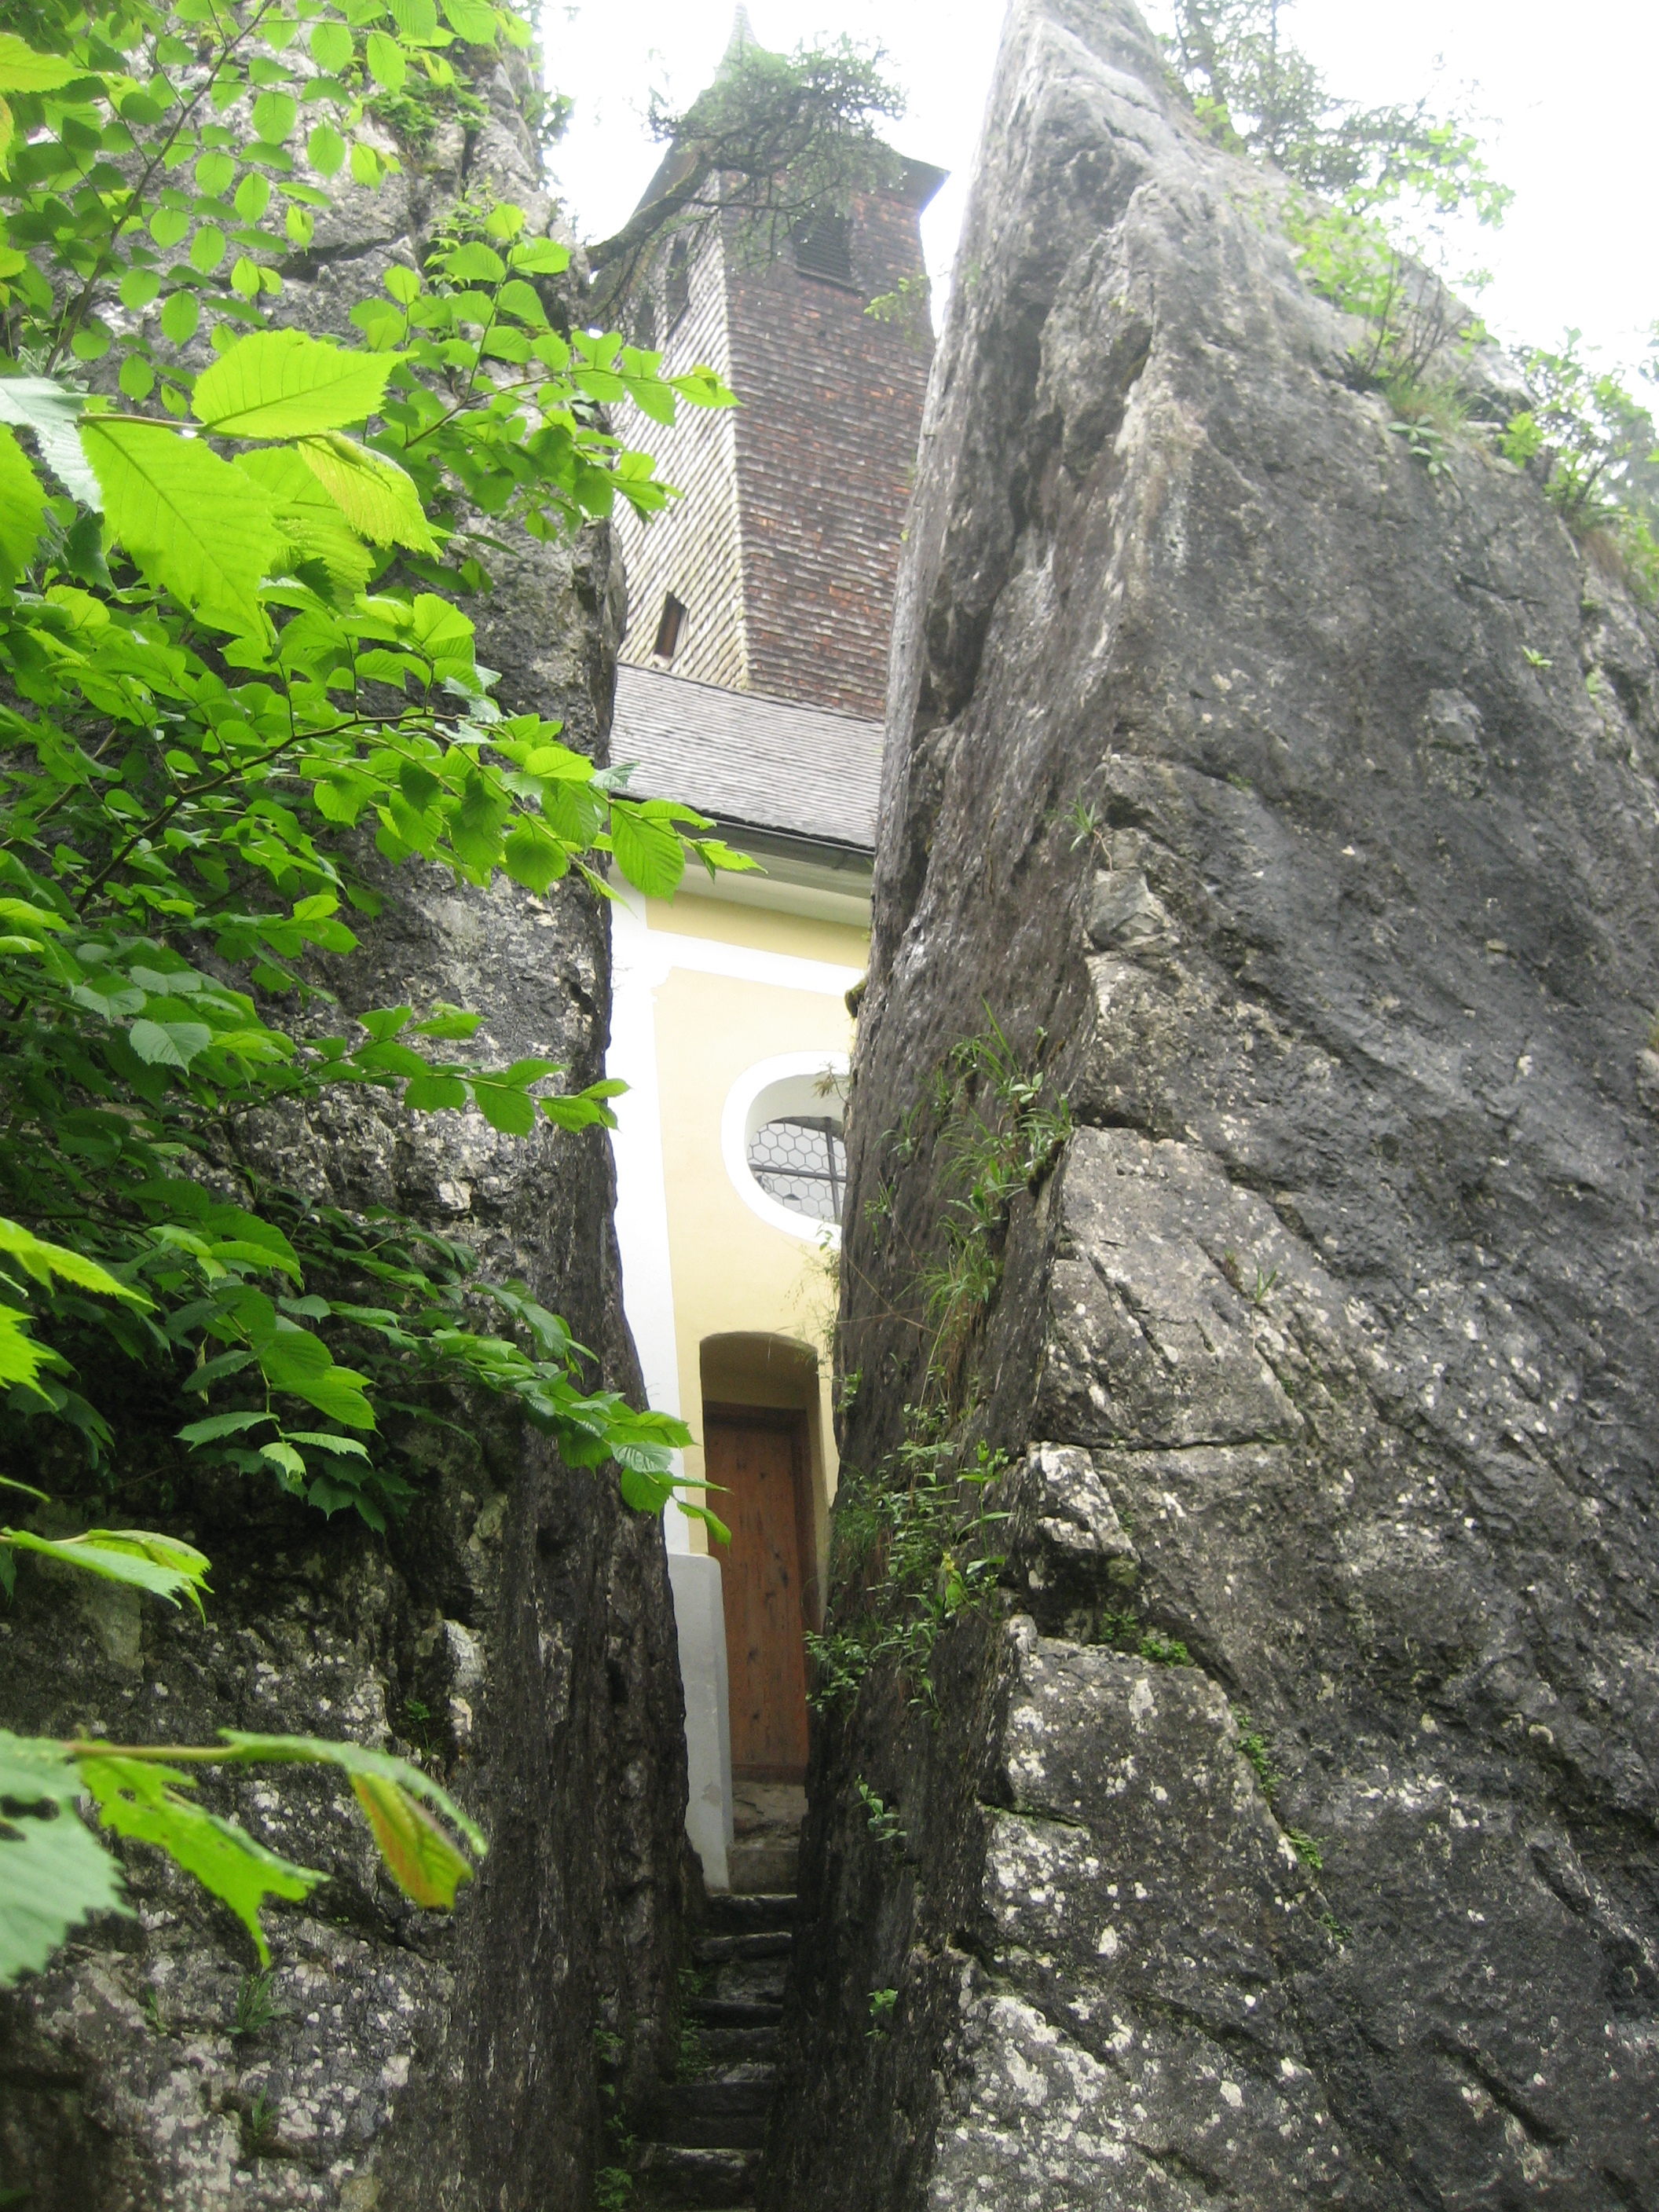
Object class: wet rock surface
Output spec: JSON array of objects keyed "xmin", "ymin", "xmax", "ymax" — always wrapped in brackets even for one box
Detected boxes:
[
  {"xmin": 0, "ymin": 55, "xmax": 692, "ymax": 2212},
  {"xmin": 764, "ymin": 2, "xmax": 1659, "ymax": 2206}
]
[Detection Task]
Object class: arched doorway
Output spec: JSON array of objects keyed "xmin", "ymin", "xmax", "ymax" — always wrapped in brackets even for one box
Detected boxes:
[{"xmin": 699, "ymin": 1335, "xmax": 828, "ymax": 1789}]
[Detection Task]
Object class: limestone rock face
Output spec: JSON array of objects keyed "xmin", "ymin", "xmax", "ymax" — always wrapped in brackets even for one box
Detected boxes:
[
  {"xmin": 0, "ymin": 62, "xmax": 690, "ymax": 2212},
  {"xmin": 764, "ymin": 2, "xmax": 1659, "ymax": 2205}
]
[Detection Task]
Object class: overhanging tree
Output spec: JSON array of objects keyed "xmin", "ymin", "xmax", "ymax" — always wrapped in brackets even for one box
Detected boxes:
[{"xmin": 583, "ymin": 23, "xmax": 906, "ymax": 323}]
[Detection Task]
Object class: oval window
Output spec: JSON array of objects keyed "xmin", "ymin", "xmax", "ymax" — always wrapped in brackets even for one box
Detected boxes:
[
  {"xmin": 721, "ymin": 1054, "xmax": 851, "ymax": 1246},
  {"xmin": 746, "ymin": 1113, "xmax": 846, "ymax": 1226}
]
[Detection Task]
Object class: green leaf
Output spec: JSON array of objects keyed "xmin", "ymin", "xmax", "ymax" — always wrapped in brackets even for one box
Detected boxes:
[
  {"xmin": 610, "ymin": 803, "xmax": 686, "ymax": 899},
  {"xmin": 298, "ymin": 433, "xmax": 437, "ymax": 554},
  {"xmin": 469, "ymin": 1080, "xmax": 535, "ymax": 1137},
  {"xmin": 0, "ymin": 1733, "xmax": 129, "ymax": 1984},
  {"xmin": 410, "ymin": 1005, "xmax": 482, "ymax": 1038},
  {"xmin": 127, "ymin": 1017, "xmax": 212, "ymax": 1070},
  {"xmin": 0, "ymin": 423, "xmax": 45, "ymax": 584},
  {"xmin": 309, "ymin": 20, "xmax": 353, "ymax": 71},
  {"xmin": 159, "ymin": 289, "xmax": 200, "ymax": 346},
  {"xmin": 178, "ymin": 1410, "xmax": 274, "ymax": 1445},
  {"xmin": 440, "ymin": 0, "xmax": 499, "ymax": 42},
  {"xmin": 285, "ymin": 1432, "xmax": 369, "ymax": 1459},
  {"xmin": 237, "ymin": 445, "xmax": 375, "ymax": 596},
  {"xmin": 194, "ymin": 329, "xmax": 396, "ymax": 440},
  {"xmin": 619, "ymin": 1465, "xmax": 675, "ymax": 1515},
  {"xmin": 0, "ymin": 1218, "xmax": 144, "ymax": 1303},
  {"xmin": 258, "ymin": 1330, "xmax": 375, "ymax": 1429},
  {"xmin": 79, "ymin": 419, "xmax": 282, "ymax": 637},
  {"xmin": 189, "ymin": 225, "xmax": 225, "ymax": 275},
  {"xmin": 351, "ymin": 1771, "xmax": 473, "ymax": 1905},
  {"xmin": 365, "ymin": 29, "xmax": 405, "ymax": 89},
  {"xmin": 215, "ymin": 1730, "xmax": 486, "ymax": 1858},
  {"xmin": 195, "ymin": 148, "xmax": 235, "ymax": 196},
  {"xmin": 251, "ymin": 90, "xmax": 298, "ymax": 145},
  {"xmin": 77, "ymin": 1756, "xmax": 320, "ymax": 1968},
  {"xmin": 1, "ymin": 1528, "xmax": 211, "ymax": 1615},
  {"xmin": 502, "ymin": 819, "xmax": 569, "ymax": 894},
  {"xmin": 0, "ymin": 377, "xmax": 98, "ymax": 507},
  {"xmin": 441, "ymin": 242, "xmax": 504, "ymax": 285},
  {"xmin": 0, "ymin": 33, "xmax": 75, "ymax": 93},
  {"xmin": 509, "ymin": 239, "xmax": 571, "ymax": 275},
  {"xmin": 449, "ymin": 767, "xmax": 511, "ymax": 869},
  {"xmin": 404, "ymin": 1070, "xmax": 467, "ymax": 1111},
  {"xmin": 307, "ymin": 120, "xmax": 346, "ymax": 176},
  {"xmin": 389, "ymin": 0, "xmax": 441, "ymax": 38}
]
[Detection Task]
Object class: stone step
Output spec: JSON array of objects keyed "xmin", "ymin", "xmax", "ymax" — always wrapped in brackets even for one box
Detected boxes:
[
  {"xmin": 635, "ymin": 2077, "xmax": 772, "ymax": 2151},
  {"xmin": 702, "ymin": 1955, "xmax": 789, "ymax": 2007},
  {"xmin": 688, "ymin": 1996, "xmax": 782, "ymax": 2031},
  {"xmin": 631, "ymin": 2142, "xmax": 756, "ymax": 2208},
  {"xmin": 701, "ymin": 1892, "xmax": 796, "ymax": 1938},
  {"xmin": 728, "ymin": 1840, "xmax": 797, "ymax": 1894},
  {"xmin": 693, "ymin": 1929, "xmax": 793, "ymax": 1965},
  {"xmin": 698, "ymin": 2023, "xmax": 780, "ymax": 2067}
]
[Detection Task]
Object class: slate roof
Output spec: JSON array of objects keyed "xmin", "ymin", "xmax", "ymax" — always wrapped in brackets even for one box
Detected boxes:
[{"xmin": 610, "ymin": 664, "xmax": 884, "ymax": 856}]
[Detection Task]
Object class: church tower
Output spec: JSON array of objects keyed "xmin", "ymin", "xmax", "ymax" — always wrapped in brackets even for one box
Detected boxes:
[{"xmin": 609, "ymin": 31, "xmax": 943, "ymax": 722}]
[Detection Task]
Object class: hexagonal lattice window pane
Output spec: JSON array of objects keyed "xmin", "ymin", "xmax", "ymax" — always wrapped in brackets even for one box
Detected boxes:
[{"xmin": 747, "ymin": 1115, "xmax": 846, "ymax": 1226}]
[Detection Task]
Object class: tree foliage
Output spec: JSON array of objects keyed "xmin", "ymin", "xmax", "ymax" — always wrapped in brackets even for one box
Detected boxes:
[
  {"xmin": 0, "ymin": 0, "xmax": 739, "ymax": 1986},
  {"xmin": 1164, "ymin": 4, "xmax": 1659, "ymax": 591},
  {"xmin": 1165, "ymin": 0, "xmax": 1508, "ymax": 217},
  {"xmin": 1163, "ymin": 0, "xmax": 1510, "ymax": 393},
  {"xmin": 1501, "ymin": 328, "xmax": 1659, "ymax": 597},
  {"xmin": 585, "ymin": 28, "xmax": 906, "ymax": 318}
]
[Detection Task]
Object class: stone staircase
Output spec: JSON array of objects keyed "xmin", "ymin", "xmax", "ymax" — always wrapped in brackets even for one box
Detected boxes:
[{"xmin": 629, "ymin": 1890, "xmax": 795, "ymax": 2210}]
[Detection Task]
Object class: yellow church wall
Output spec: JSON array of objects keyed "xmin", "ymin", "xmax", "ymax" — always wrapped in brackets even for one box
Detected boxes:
[{"xmin": 646, "ymin": 922, "xmax": 860, "ymax": 1563}]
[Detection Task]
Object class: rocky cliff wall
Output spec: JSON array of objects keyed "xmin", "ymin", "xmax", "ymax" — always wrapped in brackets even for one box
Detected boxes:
[
  {"xmin": 764, "ymin": 3, "xmax": 1659, "ymax": 2206},
  {"xmin": 0, "ymin": 58, "xmax": 693, "ymax": 2212}
]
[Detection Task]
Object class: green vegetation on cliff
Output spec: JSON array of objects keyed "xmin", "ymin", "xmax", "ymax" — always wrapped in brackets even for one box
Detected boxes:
[{"xmin": 0, "ymin": 0, "xmax": 751, "ymax": 1990}]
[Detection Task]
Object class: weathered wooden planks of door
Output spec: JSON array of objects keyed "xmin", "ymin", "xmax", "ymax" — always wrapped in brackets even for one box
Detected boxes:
[{"xmin": 705, "ymin": 1405, "xmax": 811, "ymax": 1782}]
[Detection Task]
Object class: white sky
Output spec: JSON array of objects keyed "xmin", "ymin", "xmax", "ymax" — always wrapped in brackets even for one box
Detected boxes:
[{"xmin": 544, "ymin": 1, "xmax": 1657, "ymax": 386}]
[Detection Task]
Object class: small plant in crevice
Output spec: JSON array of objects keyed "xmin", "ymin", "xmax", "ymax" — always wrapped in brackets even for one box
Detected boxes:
[
  {"xmin": 1219, "ymin": 1248, "xmax": 1278, "ymax": 1310},
  {"xmin": 1066, "ymin": 1603, "xmax": 1190, "ymax": 1666},
  {"xmin": 818, "ymin": 1016, "xmax": 1067, "ymax": 1720},
  {"xmin": 1320, "ymin": 1909, "xmax": 1353, "ymax": 1947},
  {"xmin": 592, "ymin": 2023, "xmax": 635, "ymax": 2207},
  {"xmin": 1234, "ymin": 1712, "xmax": 1335, "ymax": 1883},
  {"xmin": 1285, "ymin": 1827, "xmax": 1325, "ymax": 1873},
  {"xmin": 242, "ymin": 2089, "xmax": 280, "ymax": 2163},
  {"xmin": 805, "ymin": 1420, "xmax": 1009, "ymax": 1719},
  {"xmin": 231, "ymin": 1968, "xmax": 286, "ymax": 2042},
  {"xmin": 1235, "ymin": 1714, "xmax": 1280, "ymax": 1799},
  {"xmin": 676, "ymin": 1965, "xmax": 710, "ymax": 2082},
  {"xmin": 917, "ymin": 1012, "xmax": 1072, "ymax": 1409},
  {"xmin": 1065, "ymin": 796, "xmax": 1110, "ymax": 866},
  {"xmin": 856, "ymin": 1778, "xmax": 907, "ymax": 1849},
  {"xmin": 1388, "ymin": 412, "xmax": 1452, "ymax": 480},
  {"xmin": 866, "ymin": 1987, "xmax": 899, "ymax": 2039}
]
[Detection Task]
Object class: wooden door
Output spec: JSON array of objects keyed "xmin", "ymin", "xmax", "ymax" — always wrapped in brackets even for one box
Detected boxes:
[{"xmin": 705, "ymin": 1408, "xmax": 811, "ymax": 1782}]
